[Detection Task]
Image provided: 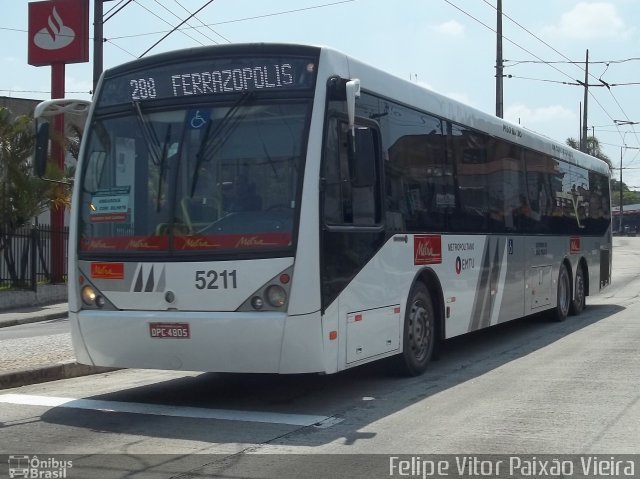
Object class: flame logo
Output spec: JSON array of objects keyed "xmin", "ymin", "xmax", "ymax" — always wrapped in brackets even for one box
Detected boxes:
[{"xmin": 34, "ymin": 7, "xmax": 75, "ymax": 50}]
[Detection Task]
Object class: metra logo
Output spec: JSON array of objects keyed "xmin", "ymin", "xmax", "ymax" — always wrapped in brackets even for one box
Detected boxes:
[
  {"xmin": 86, "ymin": 239, "xmax": 116, "ymax": 250},
  {"xmin": 414, "ymin": 235, "xmax": 442, "ymax": 265},
  {"xmin": 91, "ymin": 262, "xmax": 124, "ymax": 280},
  {"xmin": 127, "ymin": 239, "xmax": 160, "ymax": 249},
  {"xmin": 181, "ymin": 238, "xmax": 220, "ymax": 249},
  {"xmin": 570, "ymin": 237, "xmax": 581, "ymax": 254},
  {"xmin": 236, "ymin": 236, "xmax": 278, "ymax": 247}
]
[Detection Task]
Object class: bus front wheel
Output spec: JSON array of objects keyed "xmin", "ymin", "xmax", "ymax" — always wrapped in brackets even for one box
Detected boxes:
[
  {"xmin": 553, "ymin": 264, "xmax": 571, "ymax": 322},
  {"xmin": 398, "ymin": 282, "xmax": 436, "ymax": 376}
]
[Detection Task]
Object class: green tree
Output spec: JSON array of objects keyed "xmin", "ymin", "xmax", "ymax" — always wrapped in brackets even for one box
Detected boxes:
[
  {"xmin": 0, "ymin": 107, "xmax": 73, "ymax": 286},
  {"xmin": 1, "ymin": 108, "xmax": 47, "ymax": 228},
  {"xmin": 609, "ymin": 178, "xmax": 640, "ymax": 207},
  {"xmin": 0, "ymin": 107, "xmax": 73, "ymax": 229}
]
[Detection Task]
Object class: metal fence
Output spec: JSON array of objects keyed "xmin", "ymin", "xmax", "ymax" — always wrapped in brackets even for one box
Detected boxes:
[{"xmin": 0, "ymin": 224, "xmax": 69, "ymax": 290}]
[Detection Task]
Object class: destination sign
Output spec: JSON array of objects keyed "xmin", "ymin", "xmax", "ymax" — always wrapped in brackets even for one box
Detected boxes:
[{"xmin": 98, "ymin": 56, "xmax": 317, "ymax": 107}]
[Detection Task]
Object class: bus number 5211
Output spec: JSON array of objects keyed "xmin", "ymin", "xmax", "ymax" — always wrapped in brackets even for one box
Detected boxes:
[{"xmin": 195, "ymin": 270, "xmax": 237, "ymax": 289}]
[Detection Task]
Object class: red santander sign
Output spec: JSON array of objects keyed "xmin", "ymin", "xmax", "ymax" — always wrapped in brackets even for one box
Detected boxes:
[{"xmin": 28, "ymin": 0, "xmax": 89, "ymax": 66}]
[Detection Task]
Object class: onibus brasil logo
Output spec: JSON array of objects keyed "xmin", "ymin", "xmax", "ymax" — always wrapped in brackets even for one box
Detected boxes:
[{"xmin": 8, "ymin": 455, "xmax": 72, "ymax": 478}]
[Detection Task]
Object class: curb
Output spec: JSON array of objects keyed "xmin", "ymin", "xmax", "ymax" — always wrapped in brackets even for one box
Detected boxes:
[
  {"xmin": 0, "ymin": 362, "xmax": 119, "ymax": 389},
  {"xmin": 0, "ymin": 311, "xmax": 69, "ymax": 329}
]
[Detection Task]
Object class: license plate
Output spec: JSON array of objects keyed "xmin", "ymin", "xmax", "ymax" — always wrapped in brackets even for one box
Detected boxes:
[{"xmin": 149, "ymin": 322, "xmax": 190, "ymax": 339}]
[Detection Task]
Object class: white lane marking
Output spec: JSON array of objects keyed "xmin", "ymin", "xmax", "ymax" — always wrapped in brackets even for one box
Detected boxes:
[{"xmin": 0, "ymin": 394, "xmax": 329, "ymax": 427}]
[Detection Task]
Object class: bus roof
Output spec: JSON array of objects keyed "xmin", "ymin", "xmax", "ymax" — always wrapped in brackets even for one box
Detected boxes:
[{"xmin": 101, "ymin": 42, "xmax": 610, "ymax": 176}]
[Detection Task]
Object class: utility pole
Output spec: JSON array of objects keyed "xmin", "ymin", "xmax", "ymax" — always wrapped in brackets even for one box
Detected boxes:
[
  {"xmin": 620, "ymin": 146, "xmax": 624, "ymax": 233},
  {"xmin": 495, "ymin": 0, "xmax": 503, "ymax": 118},
  {"xmin": 580, "ymin": 49, "xmax": 589, "ymax": 153},
  {"xmin": 93, "ymin": 0, "xmax": 103, "ymax": 92},
  {"xmin": 93, "ymin": 1, "xmax": 119, "ymax": 92}
]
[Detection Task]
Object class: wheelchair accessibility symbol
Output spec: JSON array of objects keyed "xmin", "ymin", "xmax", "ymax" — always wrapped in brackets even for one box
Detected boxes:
[{"xmin": 188, "ymin": 109, "xmax": 210, "ymax": 129}]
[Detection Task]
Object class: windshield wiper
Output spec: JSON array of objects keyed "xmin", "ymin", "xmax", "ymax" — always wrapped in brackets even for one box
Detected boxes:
[
  {"xmin": 132, "ymin": 101, "xmax": 174, "ymax": 212},
  {"xmin": 190, "ymin": 90, "xmax": 254, "ymax": 197},
  {"xmin": 133, "ymin": 101, "xmax": 163, "ymax": 166},
  {"xmin": 156, "ymin": 124, "xmax": 172, "ymax": 212}
]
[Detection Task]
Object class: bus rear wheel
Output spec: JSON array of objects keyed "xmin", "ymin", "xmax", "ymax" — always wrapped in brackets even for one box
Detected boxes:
[
  {"xmin": 397, "ymin": 282, "xmax": 436, "ymax": 376},
  {"xmin": 570, "ymin": 265, "xmax": 586, "ymax": 316},
  {"xmin": 552, "ymin": 264, "xmax": 571, "ymax": 322}
]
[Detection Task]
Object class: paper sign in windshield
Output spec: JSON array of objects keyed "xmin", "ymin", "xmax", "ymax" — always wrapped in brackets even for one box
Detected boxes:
[{"xmin": 90, "ymin": 187, "xmax": 130, "ymax": 223}]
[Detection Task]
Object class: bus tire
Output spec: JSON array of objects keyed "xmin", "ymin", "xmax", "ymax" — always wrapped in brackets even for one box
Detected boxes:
[
  {"xmin": 570, "ymin": 265, "xmax": 586, "ymax": 316},
  {"xmin": 397, "ymin": 282, "xmax": 436, "ymax": 376},
  {"xmin": 553, "ymin": 263, "xmax": 571, "ymax": 322}
]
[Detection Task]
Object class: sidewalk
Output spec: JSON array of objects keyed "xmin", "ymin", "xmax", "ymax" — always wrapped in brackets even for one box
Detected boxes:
[
  {"xmin": 0, "ymin": 302, "xmax": 69, "ymax": 328},
  {"xmin": 0, "ymin": 303, "xmax": 116, "ymax": 389}
]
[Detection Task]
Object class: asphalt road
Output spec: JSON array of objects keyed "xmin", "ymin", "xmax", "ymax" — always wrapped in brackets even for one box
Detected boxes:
[
  {"xmin": 0, "ymin": 316, "xmax": 69, "ymax": 340},
  {"xmin": 0, "ymin": 237, "xmax": 638, "ymax": 479}
]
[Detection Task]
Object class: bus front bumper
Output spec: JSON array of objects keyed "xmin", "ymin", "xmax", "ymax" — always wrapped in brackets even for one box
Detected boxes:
[{"xmin": 70, "ymin": 309, "xmax": 325, "ymax": 374}]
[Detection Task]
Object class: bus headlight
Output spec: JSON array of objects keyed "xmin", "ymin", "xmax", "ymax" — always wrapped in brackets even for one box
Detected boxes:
[
  {"xmin": 81, "ymin": 285, "xmax": 97, "ymax": 305},
  {"xmin": 81, "ymin": 285, "xmax": 106, "ymax": 308},
  {"xmin": 266, "ymin": 285, "xmax": 287, "ymax": 307},
  {"xmin": 237, "ymin": 266, "xmax": 293, "ymax": 312}
]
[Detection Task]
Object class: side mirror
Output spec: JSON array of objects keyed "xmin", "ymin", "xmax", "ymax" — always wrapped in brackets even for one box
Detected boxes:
[
  {"xmin": 345, "ymin": 79, "xmax": 361, "ymax": 140},
  {"xmin": 348, "ymin": 127, "xmax": 376, "ymax": 187},
  {"xmin": 34, "ymin": 121, "xmax": 50, "ymax": 177}
]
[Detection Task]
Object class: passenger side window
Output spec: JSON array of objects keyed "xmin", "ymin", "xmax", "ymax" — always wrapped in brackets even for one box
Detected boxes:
[
  {"xmin": 322, "ymin": 118, "xmax": 381, "ymax": 226},
  {"xmin": 381, "ymin": 103, "xmax": 449, "ymax": 232}
]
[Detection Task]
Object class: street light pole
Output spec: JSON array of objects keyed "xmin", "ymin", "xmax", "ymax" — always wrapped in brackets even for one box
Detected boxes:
[
  {"xmin": 93, "ymin": 0, "xmax": 120, "ymax": 92},
  {"xmin": 495, "ymin": 0, "xmax": 503, "ymax": 118},
  {"xmin": 93, "ymin": 0, "xmax": 103, "ymax": 92},
  {"xmin": 620, "ymin": 146, "xmax": 624, "ymax": 233}
]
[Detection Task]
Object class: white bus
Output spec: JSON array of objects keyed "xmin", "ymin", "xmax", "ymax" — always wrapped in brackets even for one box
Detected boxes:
[{"xmin": 35, "ymin": 43, "xmax": 611, "ymax": 376}]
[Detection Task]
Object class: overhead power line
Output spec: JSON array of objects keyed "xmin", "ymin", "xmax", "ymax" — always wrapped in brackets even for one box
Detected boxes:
[
  {"xmin": 443, "ymin": 1, "xmax": 584, "ymax": 87},
  {"xmin": 506, "ymin": 75, "xmax": 639, "ymax": 88},
  {"xmin": 1, "ymin": 0, "xmax": 356, "ymax": 43},
  {"xmin": 505, "ymin": 57, "xmax": 640, "ymax": 67},
  {"xmin": 174, "ymin": 0, "xmax": 230, "ymax": 43},
  {"xmin": 150, "ymin": 0, "xmax": 219, "ymax": 45},
  {"xmin": 445, "ymin": 0, "xmax": 634, "ymax": 148},
  {"xmin": 104, "ymin": 0, "xmax": 134, "ymax": 23},
  {"xmin": 108, "ymin": 0, "xmax": 356, "ymax": 41},
  {"xmin": 139, "ymin": 0, "xmax": 215, "ymax": 57},
  {"xmin": 481, "ymin": 0, "xmax": 639, "ymax": 146},
  {"xmin": 133, "ymin": 0, "xmax": 206, "ymax": 47}
]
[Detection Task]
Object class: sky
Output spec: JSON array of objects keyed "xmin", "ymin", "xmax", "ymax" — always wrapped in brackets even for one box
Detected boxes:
[{"xmin": 2, "ymin": 0, "xmax": 639, "ymax": 188}]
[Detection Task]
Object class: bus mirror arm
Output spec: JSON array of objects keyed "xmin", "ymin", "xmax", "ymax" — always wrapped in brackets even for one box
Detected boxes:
[
  {"xmin": 34, "ymin": 121, "xmax": 49, "ymax": 177},
  {"xmin": 33, "ymin": 98, "xmax": 92, "ymax": 180},
  {"xmin": 345, "ymin": 79, "xmax": 361, "ymax": 149}
]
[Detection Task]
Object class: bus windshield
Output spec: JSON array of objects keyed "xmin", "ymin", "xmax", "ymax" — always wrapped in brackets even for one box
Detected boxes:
[{"xmin": 78, "ymin": 100, "xmax": 310, "ymax": 255}]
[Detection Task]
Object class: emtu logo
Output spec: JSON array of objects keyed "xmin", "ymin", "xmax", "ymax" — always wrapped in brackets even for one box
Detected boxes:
[{"xmin": 33, "ymin": 6, "xmax": 75, "ymax": 50}]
